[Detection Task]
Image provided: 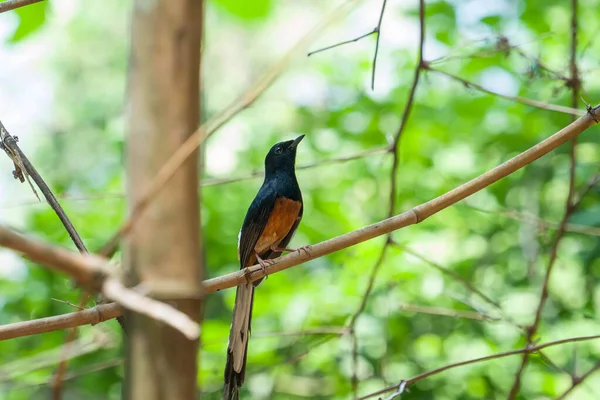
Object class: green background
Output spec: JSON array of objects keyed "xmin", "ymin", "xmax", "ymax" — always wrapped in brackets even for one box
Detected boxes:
[{"xmin": 0, "ymin": 0, "xmax": 599, "ymax": 399}]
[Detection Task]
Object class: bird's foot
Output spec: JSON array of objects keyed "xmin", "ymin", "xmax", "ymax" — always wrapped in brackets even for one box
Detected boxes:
[
  {"xmin": 255, "ymin": 253, "xmax": 274, "ymax": 280},
  {"xmin": 270, "ymin": 244, "xmax": 312, "ymax": 258},
  {"xmin": 296, "ymin": 245, "xmax": 312, "ymax": 257}
]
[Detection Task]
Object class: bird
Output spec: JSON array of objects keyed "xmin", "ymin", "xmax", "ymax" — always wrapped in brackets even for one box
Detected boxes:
[{"xmin": 223, "ymin": 135, "xmax": 306, "ymax": 400}]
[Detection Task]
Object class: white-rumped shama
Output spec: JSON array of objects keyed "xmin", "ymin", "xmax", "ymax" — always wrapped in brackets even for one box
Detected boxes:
[{"xmin": 223, "ymin": 135, "xmax": 305, "ymax": 399}]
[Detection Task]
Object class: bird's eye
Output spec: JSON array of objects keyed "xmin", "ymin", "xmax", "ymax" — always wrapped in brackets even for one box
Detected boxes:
[{"xmin": 274, "ymin": 146, "xmax": 283, "ymax": 154}]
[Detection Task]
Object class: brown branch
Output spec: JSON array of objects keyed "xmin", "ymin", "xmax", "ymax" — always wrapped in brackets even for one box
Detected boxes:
[
  {"xmin": 465, "ymin": 203, "xmax": 600, "ymax": 237},
  {"xmin": 0, "ymin": 225, "xmax": 200, "ymax": 339},
  {"xmin": 397, "ymin": 303, "xmax": 495, "ymax": 321},
  {"xmin": 348, "ymin": 2, "xmax": 425, "ymax": 394},
  {"xmin": 395, "ymin": 243, "xmax": 502, "ymax": 310},
  {"xmin": 507, "ymin": 3, "xmax": 582, "ymax": 398},
  {"xmin": 307, "ymin": 0, "xmax": 388, "ymax": 90},
  {"xmin": 0, "ymin": 147, "xmax": 389, "ymax": 210},
  {"xmin": 0, "ymin": 303, "xmax": 121, "ymax": 341},
  {"xmin": 0, "ymin": 122, "xmax": 88, "ymax": 253},
  {"xmin": 0, "ymin": 148, "xmax": 388, "ymax": 209},
  {"xmin": 98, "ymin": 0, "xmax": 367, "ymax": 258},
  {"xmin": 202, "ymin": 146, "xmax": 389, "ymax": 186},
  {"xmin": 0, "ymin": 106, "xmax": 598, "ymax": 340},
  {"xmin": 0, "ymin": 0, "xmax": 43, "ymax": 13},
  {"xmin": 555, "ymin": 362, "xmax": 600, "ymax": 400},
  {"xmin": 357, "ymin": 334, "xmax": 600, "ymax": 400},
  {"xmin": 427, "ymin": 67, "xmax": 584, "ymax": 116}
]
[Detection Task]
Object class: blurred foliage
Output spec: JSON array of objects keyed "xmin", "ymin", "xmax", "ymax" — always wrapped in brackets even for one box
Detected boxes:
[
  {"xmin": 1, "ymin": 0, "xmax": 48, "ymax": 43},
  {"xmin": 1, "ymin": 0, "xmax": 600, "ymax": 399}
]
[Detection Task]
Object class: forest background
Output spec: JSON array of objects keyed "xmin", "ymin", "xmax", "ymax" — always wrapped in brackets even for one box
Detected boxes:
[{"xmin": 1, "ymin": 0, "xmax": 600, "ymax": 399}]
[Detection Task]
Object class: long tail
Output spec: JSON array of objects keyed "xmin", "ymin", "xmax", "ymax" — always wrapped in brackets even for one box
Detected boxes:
[{"xmin": 223, "ymin": 283, "xmax": 255, "ymax": 400}]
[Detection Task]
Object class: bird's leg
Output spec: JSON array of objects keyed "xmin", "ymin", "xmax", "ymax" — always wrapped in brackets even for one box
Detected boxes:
[
  {"xmin": 255, "ymin": 252, "xmax": 274, "ymax": 279},
  {"xmin": 270, "ymin": 244, "xmax": 312, "ymax": 258}
]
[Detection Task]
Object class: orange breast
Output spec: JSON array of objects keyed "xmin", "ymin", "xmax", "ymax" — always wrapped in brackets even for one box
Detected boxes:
[{"xmin": 253, "ymin": 197, "xmax": 302, "ymax": 258}]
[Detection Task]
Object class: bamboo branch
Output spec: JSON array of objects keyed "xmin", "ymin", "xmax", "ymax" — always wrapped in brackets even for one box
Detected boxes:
[
  {"xmin": 0, "ymin": 303, "xmax": 121, "ymax": 341},
  {"xmin": 99, "ymin": 0, "xmax": 367, "ymax": 257},
  {"xmin": 1, "ymin": 104, "xmax": 597, "ymax": 340},
  {"xmin": 0, "ymin": 226, "xmax": 199, "ymax": 339},
  {"xmin": 0, "ymin": 0, "xmax": 43, "ymax": 13},
  {"xmin": 507, "ymin": 3, "xmax": 583, "ymax": 397}
]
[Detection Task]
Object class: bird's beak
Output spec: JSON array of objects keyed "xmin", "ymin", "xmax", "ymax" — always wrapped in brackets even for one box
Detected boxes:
[{"xmin": 290, "ymin": 134, "xmax": 305, "ymax": 150}]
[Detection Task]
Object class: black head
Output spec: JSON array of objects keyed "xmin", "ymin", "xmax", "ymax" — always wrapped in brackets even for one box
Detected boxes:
[{"xmin": 264, "ymin": 134, "xmax": 304, "ymax": 176}]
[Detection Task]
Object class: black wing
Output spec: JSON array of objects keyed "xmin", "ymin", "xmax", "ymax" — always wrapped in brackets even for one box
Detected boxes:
[{"xmin": 238, "ymin": 186, "xmax": 277, "ymax": 269}]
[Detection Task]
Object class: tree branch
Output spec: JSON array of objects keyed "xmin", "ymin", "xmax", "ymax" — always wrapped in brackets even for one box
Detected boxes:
[
  {"xmin": 357, "ymin": 334, "xmax": 600, "ymax": 400},
  {"xmin": 0, "ymin": 122, "xmax": 88, "ymax": 253},
  {"xmin": 555, "ymin": 362, "xmax": 600, "ymax": 400},
  {"xmin": 427, "ymin": 67, "xmax": 584, "ymax": 116},
  {"xmin": 507, "ymin": 2, "xmax": 582, "ymax": 397},
  {"xmin": 0, "ymin": 303, "xmax": 120, "ymax": 340},
  {"xmin": 0, "ymin": 225, "xmax": 199, "ymax": 339},
  {"xmin": 0, "ymin": 0, "xmax": 43, "ymax": 13},
  {"xmin": 98, "ymin": 0, "xmax": 368, "ymax": 258},
  {"xmin": 348, "ymin": 1, "xmax": 425, "ymax": 393},
  {"xmin": 1, "ymin": 105, "xmax": 595, "ymax": 342}
]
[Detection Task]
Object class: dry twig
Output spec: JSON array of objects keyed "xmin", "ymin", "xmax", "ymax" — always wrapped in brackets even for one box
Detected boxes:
[
  {"xmin": 99, "ymin": 0, "xmax": 368, "ymax": 257},
  {"xmin": 358, "ymin": 334, "xmax": 600, "ymax": 400},
  {"xmin": 0, "ymin": 0, "xmax": 43, "ymax": 13},
  {"xmin": 0, "ymin": 106, "xmax": 597, "ymax": 340},
  {"xmin": 0, "ymin": 226, "xmax": 199, "ymax": 339}
]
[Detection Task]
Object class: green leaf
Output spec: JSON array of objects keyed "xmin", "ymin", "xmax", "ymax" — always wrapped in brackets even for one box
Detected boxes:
[
  {"xmin": 211, "ymin": 0, "xmax": 272, "ymax": 20},
  {"xmin": 5, "ymin": 1, "xmax": 48, "ymax": 43}
]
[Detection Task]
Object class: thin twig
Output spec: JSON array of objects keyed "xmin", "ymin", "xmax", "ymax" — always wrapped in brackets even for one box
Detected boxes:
[
  {"xmin": 555, "ymin": 362, "xmax": 600, "ymax": 400},
  {"xmin": 398, "ymin": 303, "xmax": 495, "ymax": 321},
  {"xmin": 0, "ymin": 225, "xmax": 200, "ymax": 339},
  {"xmin": 307, "ymin": 0, "xmax": 388, "ymax": 90},
  {"xmin": 507, "ymin": 3, "xmax": 581, "ymax": 398},
  {"xmin": 465, "ymin": 202, "xmax": 600, "ymax": 237},
  {"xmin": 358, "ymin": 334, "xmax": 600, "ymax": 400},
  {"xmin": 0, "ymin": 0, "xmax": 43, "ymax": 13},
  {"xmin": 0, "ymin": 122, "xmax": 88, "ymax": 253},
  {"xmin": 0, "ymin": 107, "xmax": 598, "ymax": 340},
  {"xmin": 0, "ymin": 303, "xmax": 122, "ymax": 341},
  {"xmin": 98, "ymin": 0, "xmax": 367, "ymax": 258},
  {"xmin": 395, "ymin": 243, "xmax": 501, "ymax": 309},
  {"xmin": 371, "ymin": 0, "xmax": 388, "ymax": 90},
  {"xmin": 308, "ymin": 30, "xmax": 377, "ymax": 57},
  {"xmin": 0, "ymin": 148, "xmax": 388, "ymax": 209},
  {"xmin": 348, "ymin": 2, "xmax": 425, "ymax": 395},
  {"xmin": 202, "ymin": 146, "xmax": 389, "ymax": 186},
  {"xmin": 0, "ymin": 331, "xmax": 115, "ymax": 382},
  {"xmin": 427, "ymin": 67, "xmax": 584, "ymax": 116}
]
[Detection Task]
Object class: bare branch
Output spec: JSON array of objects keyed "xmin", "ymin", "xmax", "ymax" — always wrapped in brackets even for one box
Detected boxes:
[
  {"xmin": 348, "ymin": 0, "xmax": 424, "ymax": 394},
  {"xmin": 465, "ymin": 203, "xmax": 600, "ymax": 237},
  {"xmin": 507, "ymin": 3, "xmax": 582, "ymax": 397},
  {"xmin": 427, "ymin": 67, "xmax": 584, "ymax": 116},
  {"xmin": 0, "ymin": 122, "xmax": 88, "ymax": 253},
  {"xmin": 307, "ymin": 0, "xmax": 389, "ymax": 90},
  {"xmin": 0, "ymin": 107, "xmax": 597, "ymax": 340},
  {"xmin": 395, "ymin": 243, "xmax": 502, "ymax": 310},
  {"xmin": 397, "ymin": 303, "xmax": 495, "ymax": 321},
  {"xmin": 358, "ymin": 334, "xmax": 600, "ymax": 400},
  {"xmin": 99, "ymin": 0, "xmax": 368, "ymax": 257},
  {"xmin": 555, "ymin": 362, "xmax": 600, "ymax": 400},
  {"xmin": 0, "ymin": 0, "xmax": 43, "ymax": 13},
  {"xmin": 0, "ymin": 303, "xmax": 121, "ymax": 341},
  {"xmin": 202, "ymin": 146, "xmax": 389, "ymax": 186},
  {"xmin": 0, "ymin": 226, "xmax": 200, "ymax": 339}
]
